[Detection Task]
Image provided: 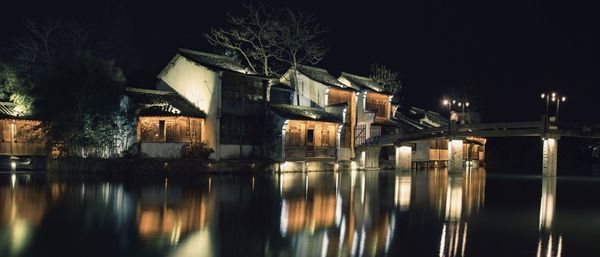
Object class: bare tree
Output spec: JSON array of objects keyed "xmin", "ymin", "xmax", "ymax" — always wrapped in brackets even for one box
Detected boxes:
[
  {"xmin": 273, "ymin": 9, "xmax": 327, "ymax": 69},
  {"xmin": 370, "ymin": 63, "xmax": 402, "ymax": 95},
  {"xmin": 205, "ymin": 3, "xmax": 279, "ymax": 77}
]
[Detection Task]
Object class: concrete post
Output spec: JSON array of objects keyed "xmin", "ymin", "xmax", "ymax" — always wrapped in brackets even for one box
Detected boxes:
[
  {"xmin": 364, "ymin": 146, "xmax": 381, "ymax": 170},
  {"xmin": 448, "ymin": 139, "xmax": 464, "ymax": 173},
  {"xmin": 542, "ymin": 136, "xmax": 558, "ymax": 177},
  {"xmin": 395, "ymin": 145, "xmax": 412, "ymax": 172}
]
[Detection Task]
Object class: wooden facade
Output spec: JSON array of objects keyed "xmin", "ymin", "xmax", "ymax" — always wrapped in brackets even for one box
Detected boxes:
[
  {"xmin": 328, "ymin": 88, "xmax": 356, "ymax": 148},
  {"xmin": 0, "ymin": 119, "xmax": 46, "ymax": 156},
  {"xmin": 365, "ymin": 92, "xmax": 391, "ymax": 119},
  {"xmin": 137, "ymin": 116, "xmax": 203, "ymax": 143},
  {"xmin": 284, "ymin": 120, "xmax": 338, "ymax": 160}
]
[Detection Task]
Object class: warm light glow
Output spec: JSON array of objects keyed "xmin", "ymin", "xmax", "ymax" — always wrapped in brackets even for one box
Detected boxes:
[
  {"xmin": 395, "ymin": 175, "xmax": 411, "ymax": 211},
  {"xmin": 443, "ymin": 99, "xmax": 449, "ymax": 105},
  {"xmin": 541, "ymin": 93, "xmax": 545, "ymax": 99},
  {"xmin": 561, "ymin": 96, "xmax": 566, "ymax": 102},
  {"xmin": 551, "ymin": 92, "xmax": 556, "ymax": 98},
  {"xmin": 452, "ymin": 100, "xmax": 456, "ymax": 104},
  {"xmin": 465, "ymin": 102, "xmax": 470, "ymax": 107},
  {"xmin": 11, "ymin": 161, "xmax": 17, "ymax": 170},
  {"xmin": 458, "ymin": 102, "xmax": 462, "ymax": 107}
]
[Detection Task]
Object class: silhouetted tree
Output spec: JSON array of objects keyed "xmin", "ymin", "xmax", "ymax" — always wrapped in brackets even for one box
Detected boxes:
[
  {"xmin": 370, "ymin": 63, "xmax": 402, "ymax": 95},
  {"xmin": 1, "ymin": 19, "xmax": 132, "ymax": 157}
]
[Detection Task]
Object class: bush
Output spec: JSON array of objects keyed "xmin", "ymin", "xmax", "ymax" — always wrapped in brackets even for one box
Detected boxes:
[{"xmin": 183, "ymin": 141, "xmax": 214, "ymax": 159}]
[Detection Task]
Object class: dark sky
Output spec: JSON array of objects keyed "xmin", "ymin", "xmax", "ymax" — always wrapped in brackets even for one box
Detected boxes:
[{"xmin": 1, "ymin": 0, "xmax": 598, "ymax": 122}]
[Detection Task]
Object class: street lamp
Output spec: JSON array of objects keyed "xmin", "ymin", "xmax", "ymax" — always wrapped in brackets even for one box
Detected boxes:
[
  {"xmin": 442, "ymin": 99, "xmax": 453, "ymax": 134},
  {"xmin": 540, "ymin": 91, "xmax": 567, "ymax": 130}
]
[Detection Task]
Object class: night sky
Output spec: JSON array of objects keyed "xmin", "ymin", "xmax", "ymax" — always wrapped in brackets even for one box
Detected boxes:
[{"xmin": 1, "ymin": 0, "xmax": 598, "ymax": 122}]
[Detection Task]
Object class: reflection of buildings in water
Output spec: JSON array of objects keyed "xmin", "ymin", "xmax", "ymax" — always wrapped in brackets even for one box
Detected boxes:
[
  {"xmin": 439, "ymin": 222, "xmax": 468, "ymax": 257},
  {"xmin": 277, "ymin": 171, "xmax": 397, "ymax": 257},
  {"xmin": 536, "ymin": 177, "xmax": 563, "ymax": 257},
  {"xmin": 539, "ymin": 177, "xmax": 556, "ymax": 231},
  {"xmin": 137, "ymin": 179, "xmax": 215, "ymax": 247},
  {"xmin": 437, "ymin": 169, "xmax": 486, "ymax": 257},
  {"xmin": 395, "ymin": 173, "xmax": 411, "ymax": 211},
  {"xmin": 0, "ymin": 175, "xmax": 57, "ymax": 256}
]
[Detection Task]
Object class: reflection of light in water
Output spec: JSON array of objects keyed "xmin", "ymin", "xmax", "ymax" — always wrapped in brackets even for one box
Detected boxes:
[
  {"xmin": 445, "ymin": 176, "xmax": 463, "ymax": 221},
  {"xmin": 439, "ymin": 222, "xmax": 468, "ymax": 257},
  {"xmin": 321, "ymin": 232, "xmax": 329, "ymax": 257},
  {"xmin": 384, "ymin": 213, "xmax": 396, "ymax": 254},
  {"xmin": 395, "ymin": 175, "xmax": 411, "ymax": 211},
  {"xmin": 361, "ymin": 173, "xmax": 366, "ymax": 204},
  {"xmin": 438, "ymin": 170, "xmax": 486, "ymax": 257},
  {"xmin": 537, "ymin": 177, "xmax": 563, "ymax": 257},
  {"xmin": 539, "ymin": 178, "xmax": 557, "ymax": 231},
  {"xmin": 335, "ymin": 192, "xmax": 342, "ymax": 226},
  {"xmin": 536, "ymin": 234, "xmax": 563, "ymax": 257},
  {"xmin": 10, "ymin": 218, "xmax": 31, "ymax": 255},
  {"xmin": 339, "ymin": 217, "xmax": 346, "ymax": 250},
  {"xmin": 168, "ymin": 229, "xmax": 213, "ymax": 257},
  {"xmin": 11, "ymin": 174, "xmax": 16, "ymax": 188},
  {"xmin": 280, "ymin": 200, "xmax": 288, "ymax": 237}
]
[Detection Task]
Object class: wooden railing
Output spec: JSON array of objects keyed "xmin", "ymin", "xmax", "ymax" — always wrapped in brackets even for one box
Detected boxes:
[{"xmin": 285, "ymin": 146, "xmax": 336, "ymax": 160}]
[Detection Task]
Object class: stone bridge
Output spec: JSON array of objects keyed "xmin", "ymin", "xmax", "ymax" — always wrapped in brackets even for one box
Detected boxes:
[{"xmin": 358, "ymin": 119, "xmax": 600, "ymax": 176}]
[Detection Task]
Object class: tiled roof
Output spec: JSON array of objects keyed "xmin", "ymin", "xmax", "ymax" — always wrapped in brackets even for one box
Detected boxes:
[
  {"xmin": 0, "ymin": 102, "xmax": 35, "ymax": 120},
  {"xmin": 296, "ymin": 65, "xmax": 356, "ymax": 90},
  {"xmin": 339, "ymin": 72, "xmax": 386, "ymax": 93},
  {"xmin": 0, "ymin": 102, "xmax": 18, "ymax": 119},
  {"xmin": 373, "ymin": 117, "xmax": 399, "ymax": 127},
  {"xmin": 393, "ymin": 112, "xmax": 426, "ymax": 131},
  {"xmin": 178, "ymin": 48, "xmax": 255, "ymax": 74},
  {"xmin": 125, "ymin": 87, "xmax": 206, "ymax": 118},
  {"xmin": 269, "ymin": 104, "xmax": 342, "ymax": 123}
]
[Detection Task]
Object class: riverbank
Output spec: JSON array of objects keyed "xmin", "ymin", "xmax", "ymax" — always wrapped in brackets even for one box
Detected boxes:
[{"xmin": 46, "ymin": 158, "xmax": 276, "ymax": 174}]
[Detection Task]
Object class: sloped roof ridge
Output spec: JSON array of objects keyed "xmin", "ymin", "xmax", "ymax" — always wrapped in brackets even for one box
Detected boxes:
[
  {"xmin": 178, "ymin": 48, "xmax": 236, "ymax": 61},
  {"xmin": 125, "ymin": 86, "xmax": 174, "ymax": 95}
]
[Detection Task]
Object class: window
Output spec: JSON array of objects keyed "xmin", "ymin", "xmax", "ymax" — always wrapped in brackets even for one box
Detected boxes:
[
  {"xmin": 321, "ymin": 128, "xmax": 329, "ymax": 146},
  {"xmin": 287, "ymin": 126, "xmax": 301, "ymax": 146},
  {"xmin": 306, "ymin": 129, "xmax": 314, "ymax": 145},
  {"xmin": 165, "ymin": 122, "xmax": 175, "ymax": 142},
  {"xmin": 158, "ymin": 120, "xmax": 165, "ymax": 140}
]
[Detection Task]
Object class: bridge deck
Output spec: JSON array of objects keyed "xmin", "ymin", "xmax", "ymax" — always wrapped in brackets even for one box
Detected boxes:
[{"xmin": 364, "ymin": 120, "xmax": 600, "ymax": 146}]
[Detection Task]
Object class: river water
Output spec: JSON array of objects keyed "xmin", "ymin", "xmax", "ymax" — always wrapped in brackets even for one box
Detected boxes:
[{"xmin": 1, "ymin": 169, "xmax": 599, "ymax": 257}]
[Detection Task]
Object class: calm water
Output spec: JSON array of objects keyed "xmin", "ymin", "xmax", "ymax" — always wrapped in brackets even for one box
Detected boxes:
[{"xmin": 1, "ymin": 169, "xmax": 600, "ymax": 257}]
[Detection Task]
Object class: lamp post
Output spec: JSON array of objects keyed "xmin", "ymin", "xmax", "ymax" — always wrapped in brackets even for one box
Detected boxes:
[
  {"xmin": 541, "ymin": 92, "xmax": 567, "ymax": 130},
  {"xmin": 540, "ymin": 92, "xmax": 551, "ymax": 132},
  {"xmin": 443, "ymin": 99, "xmax": 452, "ymax": 134}
]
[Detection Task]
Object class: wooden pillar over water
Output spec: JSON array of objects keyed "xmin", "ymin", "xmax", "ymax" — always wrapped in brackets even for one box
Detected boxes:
[
  {"xmin": 395, "ymin": 145, "xmax": 412, "ymax": 172},
  {"xmin": 542, "ymin": 135, "xmax": 559, "ymax": 177},
  {"xmin": 448, "ymin": 139, "xmax": 464, "ymax": 173}
]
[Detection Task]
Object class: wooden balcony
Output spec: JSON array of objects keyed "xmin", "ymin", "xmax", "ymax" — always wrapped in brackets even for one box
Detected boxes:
[{"xmin": 284, "ymin": 146, "xmax": 336, "ymax": 161}]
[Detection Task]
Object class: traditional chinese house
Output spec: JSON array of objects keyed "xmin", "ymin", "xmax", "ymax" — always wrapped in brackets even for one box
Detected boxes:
[
  {"xmin": 338, "ymin": 72, "xmax": 397, "ymax": 146},
  {"xmin": 156, "ymin": 48, "xmax": 268, "ymax": 160},
  {"xmin": 279, "ymin": 65, "xmax": 359, "ymax": 161},
  {"xmin": 0, "ymin": 102, "xmax": 45, "ymax": 157},
  {"xmin": 269, "ymin": 104, "xmax": 342, "ymax": 171},
  {"xmin": 126, "ymin": 87, "xmax": 206, "ymax": 158}
]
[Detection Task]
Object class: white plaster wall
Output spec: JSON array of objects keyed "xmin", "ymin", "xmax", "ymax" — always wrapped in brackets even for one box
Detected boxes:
[
  {"xmin": 141, "ymin": 142, "xmax": 186, "ymax": 158},
  {"xmin": 338, "ymin": 147, "xmax": 353, "ymax": 161},
  {"xmin": 412, "ymin": 140, "xmax": 431, "ymax": 161},
  {"xmin": 157, "ymin": 54, "xmax": 221, "ymax": 159},
  {"xmin": 280, "ymin": 70, "xmax": 327, "ymax": 107}
]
